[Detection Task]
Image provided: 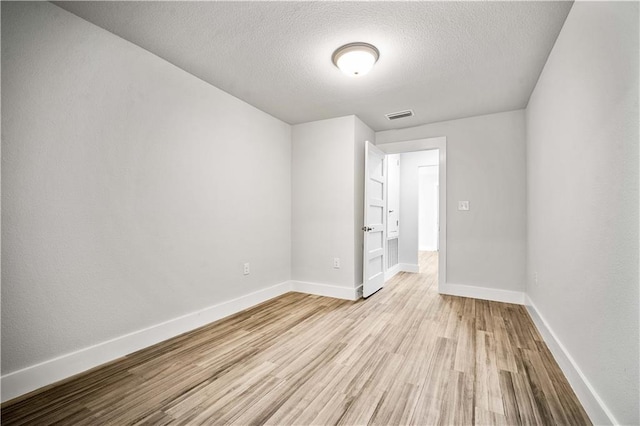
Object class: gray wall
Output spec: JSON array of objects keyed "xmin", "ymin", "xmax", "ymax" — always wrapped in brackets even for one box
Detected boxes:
[
  {"xmin": 526, "ymin": 2, "xmax": 639, "ymax": 424},
  {"xmin": 291, "ymin": 115, "xmax": 373, "ymax": 290},
  {"xmin": 292, "ymin": 116, "xmax": 357, "ymax": 288},
  {"xmin": 1, "ymin": 1, "xmax": 292, "ymax": 375},
  {"xmin": 377, "ymin": 110, "xmax": 527, "ymax": 292}
]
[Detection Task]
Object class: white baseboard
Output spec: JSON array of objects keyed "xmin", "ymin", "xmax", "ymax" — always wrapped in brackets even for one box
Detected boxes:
[
  {"xmin": 0, "ymin": 281, "xmax": 292, "ymax": 403},
  {"xmin": 439, "ymin": 282, "xmax": 525, "ymax": 305},
  {"xmin": 385, "ymin": 264, "xmax": 401, "ymax": 281},
  {"xmin": 399, "ymin": 263, "xmax": 419, "ymax": 273},
  {"xmin": 9, "ymin": 276, "xmax": 612, "ymax": 426},
  {"xmin": 525, "ymin": 296, "xmax": 616, "ymax": 425},
  {"xmin": 290, "ymin": 280, "xmax": 361, "ymax": 301}
]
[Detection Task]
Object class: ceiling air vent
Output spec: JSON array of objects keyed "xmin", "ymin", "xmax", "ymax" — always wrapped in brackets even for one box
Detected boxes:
[{"xmin": 385, "ymin": 109, "xmax": 414, "ymax": 121}]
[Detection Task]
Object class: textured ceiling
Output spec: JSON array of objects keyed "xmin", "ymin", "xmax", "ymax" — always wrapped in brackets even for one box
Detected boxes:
[{"xmin": 53, "ymin": 1, "xmax": 573, "ymax": 131}]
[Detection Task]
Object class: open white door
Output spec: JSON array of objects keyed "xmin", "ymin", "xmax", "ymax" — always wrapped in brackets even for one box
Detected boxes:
[{"xmin": 363, "ymin": 142, "xmax": 386, "ymax": 298}]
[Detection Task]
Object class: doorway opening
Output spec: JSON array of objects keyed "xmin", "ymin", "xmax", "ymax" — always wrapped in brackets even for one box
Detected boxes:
[
  {"xmin": 418, "ymin": 164, "xmax": 439, "ymax": 275},
  {"xmin": 377, "ymin": 137, "xmax": 447, "ymax": 293},
  {"xmin": 384, "ymin": 150, "xmax": 439, "ymax": 279}
]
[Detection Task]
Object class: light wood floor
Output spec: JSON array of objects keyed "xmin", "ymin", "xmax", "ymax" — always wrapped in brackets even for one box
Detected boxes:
[{"xmin": 2, "ymin": 252, "xmax": 591, "ymax": 425}]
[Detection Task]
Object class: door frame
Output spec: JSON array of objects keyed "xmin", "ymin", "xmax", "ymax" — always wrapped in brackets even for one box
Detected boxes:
[{"xmin": 376, "ymin": 137, "xmax": 447, "ymax": 291}]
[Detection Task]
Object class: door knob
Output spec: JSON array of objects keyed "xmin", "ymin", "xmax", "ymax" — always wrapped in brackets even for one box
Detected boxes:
[{"xmin": 362, "ymin": 226, "xmax": 373, "ymax": 232}]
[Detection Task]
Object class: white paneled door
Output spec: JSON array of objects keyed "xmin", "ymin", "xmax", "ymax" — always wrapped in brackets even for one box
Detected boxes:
[{"xmin": 363, "ymin": 142, "xmax": 386, "ymax": 298}]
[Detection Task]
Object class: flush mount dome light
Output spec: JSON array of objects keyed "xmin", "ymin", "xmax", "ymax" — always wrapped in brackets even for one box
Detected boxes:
[{"xmin": 332, "ymin": 42, "xmax": 379, "ymax": 77}]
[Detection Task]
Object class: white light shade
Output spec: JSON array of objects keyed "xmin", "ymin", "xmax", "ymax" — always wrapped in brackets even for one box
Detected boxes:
[{"xmin": 332, "ymin": 43, "xmax": 379, "ymax": 77}]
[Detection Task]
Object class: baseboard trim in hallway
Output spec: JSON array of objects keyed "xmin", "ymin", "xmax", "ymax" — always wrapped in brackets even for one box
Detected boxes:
[
  {"xmin": 398, "ymin": 263, "xmax": 419, "ymax": 273},
  {"xmin": 0, "ymin": 281, "xmax": 292, "ymax": 403},
  {"xmin": 525, "ymin": 296, "xmax": 617, "ymax": 425},
  {"xmin": 440, "ymin": 282, "xmax": 526, "ymax": 305}
]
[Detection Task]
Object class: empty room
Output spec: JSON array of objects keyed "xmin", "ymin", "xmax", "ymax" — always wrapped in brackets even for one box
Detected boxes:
[{"xmin": 1, "ymin": 1, "xmax": 638, "ymax": 425}]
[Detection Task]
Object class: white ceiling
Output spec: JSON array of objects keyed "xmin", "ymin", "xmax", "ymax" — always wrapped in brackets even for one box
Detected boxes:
[{"xmin": 53, "ymin": 1, "xmax": 573, "ymax": 131}]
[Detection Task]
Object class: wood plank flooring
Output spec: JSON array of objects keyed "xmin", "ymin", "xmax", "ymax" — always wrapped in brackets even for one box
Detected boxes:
[{"xmin": 2, "ymin": 252, "xmax": 591, "ymax": 425}]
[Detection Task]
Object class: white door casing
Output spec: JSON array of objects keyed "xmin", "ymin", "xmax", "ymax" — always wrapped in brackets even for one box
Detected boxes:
[{"xmin": 363, "ymin": 142, "xmax": 386, "ymax": 298}]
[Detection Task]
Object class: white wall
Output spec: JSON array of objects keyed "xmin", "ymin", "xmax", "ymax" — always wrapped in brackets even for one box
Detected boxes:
[
  {"xmin": 526, "ymin": 2, "xmax": 639, "ymax": 424},
  {"xmin": 292, "ymin": 115, "xmax": 372, "ymax": 293},
  {"xmin": 1, "ymin": 0, "xmax": 291, "ymax": 379},
  {"xmin": 418, "ymin": 166, "xmax": 439, "ymax": 251},
  {"xmin": 377, "ymin": 110, "xmax": 526, "ymax": 293},
  {"xmin": 399, "ymin": 150, "xmax": 439, "ymax": 268}
]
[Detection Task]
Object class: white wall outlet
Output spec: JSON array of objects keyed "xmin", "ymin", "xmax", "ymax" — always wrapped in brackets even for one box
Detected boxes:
[
  {"xmin": 533, "ymin": 272, "xmax": 538, "ymax": 286},
  {"xmin": 458, "ymin": 201, "xmax": 470, "ymax": 211},
  {"xmin": 333, "ymin": 258, "xmax": 340, "ymax": 269},
  {"xmin": 243, "ymin": 263, "xmax": 250, "ymax": 275}
]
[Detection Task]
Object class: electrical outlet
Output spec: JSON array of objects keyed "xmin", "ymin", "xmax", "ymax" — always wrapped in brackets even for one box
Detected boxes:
[
  {"xmin": 243, "ymin": 263, "xmax": 250, "ymax": 275},
  {"xmin": 533, "ymin": 272, "xmax": 538, "ymax": 286},
  {"xmin": 458, "ymin": 201, "xmax": 470, "ymax": 211},
  {"xmin": 333, "ymin": 258, "xmax": 341, "ymax": 269}
]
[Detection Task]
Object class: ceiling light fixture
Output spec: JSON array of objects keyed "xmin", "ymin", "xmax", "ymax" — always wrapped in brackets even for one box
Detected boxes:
[{"xmin": 332, "ymin": 42, "xmax": 379, "ymax": 77}]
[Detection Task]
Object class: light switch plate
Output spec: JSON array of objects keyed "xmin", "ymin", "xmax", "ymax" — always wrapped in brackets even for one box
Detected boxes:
[{"xmin": 458, "ymin": 201, "xmax": 470, "ymax": 211}]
